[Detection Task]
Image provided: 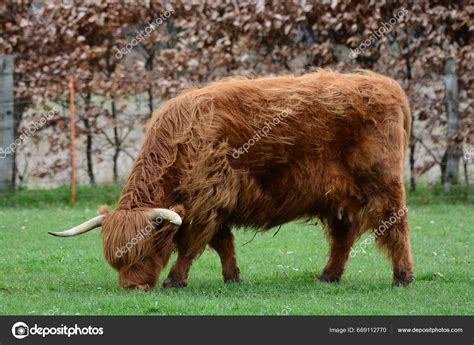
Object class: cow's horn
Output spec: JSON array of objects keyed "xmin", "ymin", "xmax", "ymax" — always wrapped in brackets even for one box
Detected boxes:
[
  {"xmin": 48, "ymin": 215, "xmax": 104, "ymax": 237},
  {"xmin": 146, "ymin": 208, "xmax": 182, "ymax": 227},
  {"xmin": 48, "ymin": 208, "xmax": 182, "ymax": 238}
]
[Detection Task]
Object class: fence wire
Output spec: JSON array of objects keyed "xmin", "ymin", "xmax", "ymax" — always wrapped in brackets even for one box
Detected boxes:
[{"xmin": 1, "ymin": 74, "xmax": 472, "ymax": 189}]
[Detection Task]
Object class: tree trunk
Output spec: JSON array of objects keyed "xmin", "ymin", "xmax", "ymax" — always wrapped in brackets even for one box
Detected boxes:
[
  {"xmin": 82, "ymin": 92, "xmax": 96, "ymax": 186},
  {"xmin": 83, "ymin": 118, "xmax": 96, "ymax": 186},
  {"xmin": 111, "ymin": 100, "xmax": 120, "ymax": 183},
  {"xmin": 463, "ymin": 158, "xmax": 469, "ymax": 188},
  {"xmin": 409, "ymin": 117, "xmax": 416, "ymax": 192},
  {"xmin": 145, "ymin": 49, "xmax": 155, "ymax": 118},
  {"xmin": 147, "ymin": 87, "xmax": 154, "ymax": 116},
  {"xmin": 12, "ymin": 99, "xmax": 27, "ymax": 189},
  {"xmin": 440, "ymin": 151, "xmax": 447, "ymax": 184},
  {"xmin": 442, "ymin": 58, "xmax": 462, "ymax": 191},
  {"xmin": 113, "ymin": 148, "xmax": 119, "ymax": 184}
]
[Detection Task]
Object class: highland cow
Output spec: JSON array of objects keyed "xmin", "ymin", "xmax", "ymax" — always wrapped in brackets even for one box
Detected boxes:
[{"xmin": 50, "ymin": 70, "xmax": 414, "ymax": 290}]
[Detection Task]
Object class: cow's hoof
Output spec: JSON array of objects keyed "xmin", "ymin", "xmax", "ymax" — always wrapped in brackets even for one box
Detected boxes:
[
  {"xmin": 224, "ymin": 276, "xmax": 241, "ymax": 284},
  {"xmin": 162, "ymin": 277, "xmax": 188, "ymax": 288},
  {"xmin": 318, "ymin": 273, "xmax": 341, "ymax": 283},
  {"xmin": 223, "ymin": 268, "xmax": 241, "ymax": 283},
  {"xmin": 393, "ymin": 271, "xmax": 414, "ymax": 287},
  {"xmin": 224, "ymin": 274, "xmax": 241, "ymax": 284}
]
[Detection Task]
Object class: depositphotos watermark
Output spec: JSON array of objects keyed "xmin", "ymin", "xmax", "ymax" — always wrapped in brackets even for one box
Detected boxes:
[
  {"xmin": 12, "ymin": 321, "xmax": 104, "ymax": 339},
  {"xmin": 0, "ymin": 107, "xmax": 58, "ymax": 159},
  {"xmin": 114, "ymin": 7, "xmax": 175, "ymax": 60},
  {"xmin": 350, "ymin": 206, "xmax": 408, "ymax": 257},
  {"xmin": 232, "ymin": 109, "xmax": 291, "ymax": 159},
  {"xmin": 114, "ymin": 208, "xmax": 177, "ymax": 258},
  {"xmin": 349, "ymin": 7, "xmax": 408, "ymax": 59}
]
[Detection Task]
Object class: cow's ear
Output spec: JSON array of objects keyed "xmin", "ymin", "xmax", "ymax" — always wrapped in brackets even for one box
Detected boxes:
[
  {"xmin": 169, "ymin": 204, "xmax": 185, "ymax": 219},
  {"xmin": 98, "ymin": 205, "xmax": 111, "ymax": 215}
]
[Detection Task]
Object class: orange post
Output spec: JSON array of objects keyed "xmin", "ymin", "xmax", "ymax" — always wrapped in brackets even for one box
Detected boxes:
[{"xmin": 69, "ymin": 75, "xmax": 77, "ymax": 205}]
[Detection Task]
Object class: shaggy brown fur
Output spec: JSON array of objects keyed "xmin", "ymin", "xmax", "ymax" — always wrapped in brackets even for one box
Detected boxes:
[{"xmin": 100, "ymin": 69, "xmax": 414, "ymax": 290}]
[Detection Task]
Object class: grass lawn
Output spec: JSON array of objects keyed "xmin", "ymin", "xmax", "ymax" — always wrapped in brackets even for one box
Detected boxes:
[{"xmin": 0, "ymin": 186, "xmax": 472, "ymax": 315}]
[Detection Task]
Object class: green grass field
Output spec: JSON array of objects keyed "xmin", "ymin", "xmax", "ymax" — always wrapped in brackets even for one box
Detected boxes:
[{"xmin": 0, "ymin": 185, "xmax": 472, "ymax": 315}]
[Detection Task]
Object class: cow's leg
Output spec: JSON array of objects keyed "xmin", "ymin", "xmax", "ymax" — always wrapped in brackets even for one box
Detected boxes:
[
  {"xmin": 209, "ymin": 226, "xmax": 241, "ymax": 283},
  {"xmin": 162, "ymin": 234, "xmax": 198, "ymax": 288},
  {"xmin": 378, "ymin": 216, "xmax": 413, "ymax": 287},
  {"xmin": 162, "ymin": 222, "xmax": 218, "ymax": 288},
  {"xmin": 374, "ymin": 208, "xmax": 413, "ymax": 286},
  {"xmin": 370, "ymin": 182, "xmax": 414, "ymax": 286},
  {"xmin": 162, "ymin": 252, "xmax": 194, "ymax": 288},
  {"xmin": 319, "ymin": 213, "xmax": 360, "ymax": 283}
]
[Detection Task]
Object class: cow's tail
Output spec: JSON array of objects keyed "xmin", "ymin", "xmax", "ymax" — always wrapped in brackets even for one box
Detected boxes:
[{"xmin": 400, "ymin": 92, "xmax": 412, "ymax": 153}]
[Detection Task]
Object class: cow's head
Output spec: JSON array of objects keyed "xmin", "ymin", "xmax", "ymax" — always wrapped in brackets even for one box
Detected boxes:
[{"xmin": 49, "ymin": 206, "xmax": 182, "ymax": 291}]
